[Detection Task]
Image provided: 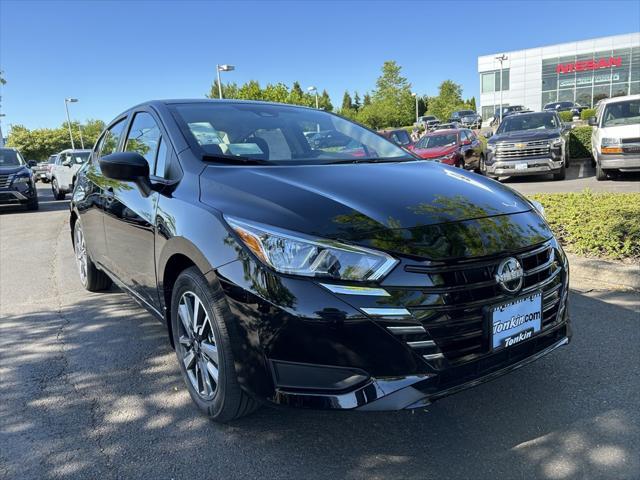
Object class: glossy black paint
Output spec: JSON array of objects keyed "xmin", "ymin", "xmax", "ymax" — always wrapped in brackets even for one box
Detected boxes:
[{"xmin": 70, "ymin": 99, "xmax": 570, "ymax": 412}]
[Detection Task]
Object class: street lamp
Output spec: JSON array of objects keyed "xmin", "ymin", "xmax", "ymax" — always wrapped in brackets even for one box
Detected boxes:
[
  {"xmin": 64, "ymin": 98, "xmax": 77, "ymax": 149},
  {"xmin": 307, "ymin": 86, "xmax": 319, "ymax": 109},
  {"xmin": 411, "ymin": 92, "xmax": 419, "ymax": 124},
  {"xmin": 216, "ymin": 64, "xmax": 235, "ymax": 99},
  {"xmin": 495, "ymin": 54, "xmax": 508, "ymax": 124}
]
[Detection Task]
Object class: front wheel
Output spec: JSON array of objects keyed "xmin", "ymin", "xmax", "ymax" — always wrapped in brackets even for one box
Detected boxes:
[
  {"xmin": 595, "ymin": 161, "xmax": 609, "ymax": 181},
  {"xmin": 52, "ymin": 179, "xmax": 65, "ymax": 200},
  {"xmin": 171, "ymin": 267, "xmax": 258, "ymax": 422},
  {"xmin": 26, "ymin": 195, "xmax": 39, "ymax": 211},
  {"xmin": 552, "ymin": 163, "xmax": 566, "ymax": 181}
]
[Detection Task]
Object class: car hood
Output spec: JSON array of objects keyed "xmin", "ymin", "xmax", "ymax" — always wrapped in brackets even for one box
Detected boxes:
[
  {"xmin": 199, "ymin": 161, "xmax": 543, "ymax": 255},
  {"xmin": 411, "ymin": 145, "xmax": 457, "ymax": 159},
  {"xmin": 598, "ymin": 124, "xmax": 640, "ymax": 138},
  {"xmin": 489, "ymin": 129, "xmax": 561, "ymax": 144},
  {"xmin": 0, "ymin": 165, "xmax": 29, "ymax": 176}
]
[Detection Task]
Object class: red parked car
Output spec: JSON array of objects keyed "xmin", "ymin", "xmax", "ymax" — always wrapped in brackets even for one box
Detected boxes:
[{"xmin": 409, "ymin": 129, "xmax": 485, "ymax": 171}]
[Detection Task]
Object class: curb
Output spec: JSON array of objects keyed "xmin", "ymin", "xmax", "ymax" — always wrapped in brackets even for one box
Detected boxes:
[{"xmin": 567, "ymin": 253, "xmax": 640, "ymax": 291}]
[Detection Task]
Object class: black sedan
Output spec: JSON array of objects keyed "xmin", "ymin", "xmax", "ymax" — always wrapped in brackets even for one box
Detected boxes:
[{"xmin": 70, "ymin": 100, "xmax": 570, "ymax": 421}]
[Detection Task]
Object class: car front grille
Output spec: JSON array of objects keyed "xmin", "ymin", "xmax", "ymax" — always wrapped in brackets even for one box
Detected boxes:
[
  {"xmin": 495, "ymin": 140, "xmax": 551, "ymax": 159},
  {"xmin": 398, "ymin": 241, "xmax": 566, "ymax": 368},
  {"xmin": 0, "ymin": 174, "xmax": 12, "ymax": 188}
]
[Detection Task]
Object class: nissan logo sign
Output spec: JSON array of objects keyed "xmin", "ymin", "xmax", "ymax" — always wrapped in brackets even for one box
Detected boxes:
[{"xmin": 495, "ymin": 257, "xmax": 524, "ymax": 293}]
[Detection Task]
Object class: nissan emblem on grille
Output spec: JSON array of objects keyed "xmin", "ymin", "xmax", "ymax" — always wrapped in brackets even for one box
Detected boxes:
[{"xmin": 495, "ymin": 257, "xmax": 524, "ymax": 293}]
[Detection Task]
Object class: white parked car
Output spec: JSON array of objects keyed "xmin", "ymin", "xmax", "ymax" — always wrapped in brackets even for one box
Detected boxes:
[
  {"xmin": 50, "ymin": 149, "xmax": 91, "ymax": 199},
  {"xmin": 589, "ymin": 94, "xmax": 640, "ymax": 181}
]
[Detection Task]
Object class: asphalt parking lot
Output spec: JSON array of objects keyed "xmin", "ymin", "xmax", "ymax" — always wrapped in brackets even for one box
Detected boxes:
[{"xmin": 1, "ymin": 183, "xmax": 639, "ymax": 480}]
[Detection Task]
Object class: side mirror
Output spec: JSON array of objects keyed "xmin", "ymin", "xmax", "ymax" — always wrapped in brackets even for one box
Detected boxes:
[
  {"xmin": 462, "ymin": 139, "xmax": 472, "ymax": 146},
  {"xmin": 484, "ymin": 131, "xmax": 493, "ymax": 138},
  {"xmin": 588, "ymin": 117, "xmax": 598, "ymax": 127},
  {"xmin": 28, "ymin": 160, "xmax": 38, "ymax": 167},
  {"xmin": 100, "ymin": 152, "xmax": 152, "ymax": 196}
]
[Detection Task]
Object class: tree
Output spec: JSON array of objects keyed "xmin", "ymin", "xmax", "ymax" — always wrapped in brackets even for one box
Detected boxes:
[
  {"xmin": 428, "ymin": 80, "xmax": 466, "ymax": 122},
  {"xmin": 363, "ymin": 93, "xmax": 371, "ymax": 106},
  {"xmin": 466, "ymin": 96, "xmax": 477, "ymax": 112},
  {"xmin": 318, "ymin": 89, "xmax": 333, "ymax": 111},
  {"xmin": 353, "ymin": 92, "xmax": 361, "ymax": 111},
  {"xmin": 0, "ymin": 70, "xmax": 6, "ymax": 85},
  {"xmin": 341, "ymin": 91, "xmax": 353, "ymax": 111},
  {"xmin": 357, "ymin": 61, "xmax": 414, "ymax": 128}
]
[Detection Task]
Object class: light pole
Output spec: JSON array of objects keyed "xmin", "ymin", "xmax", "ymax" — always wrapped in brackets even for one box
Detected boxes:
[
  {"xmin": 411, "ymin": 92, "xmax": 418, "ymax": 124},
  {"xmin": 216, "ymin": 64, "xmax": 235, "ymax": 99},
  {"xmin": 495, "ymin": 54, "xmax": 508, "ymax": 124},
  {"xmin": 307, "ymin": 86, "xmax": 319, "ymax": 109},
  {"xmin": 64, "ymin": 98, "xmax": 79, "ymax": 149}
]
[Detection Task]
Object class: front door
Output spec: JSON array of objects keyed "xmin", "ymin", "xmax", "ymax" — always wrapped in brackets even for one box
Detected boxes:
[{"xmin": 102, "ymin": 110, "xmax": 167, "ymax": 309}]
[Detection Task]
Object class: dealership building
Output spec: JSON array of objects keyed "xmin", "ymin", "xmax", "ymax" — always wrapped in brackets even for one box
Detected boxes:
[{"xmin": 478, "ymin": 32, "xmax": 640, "ymax": 119}]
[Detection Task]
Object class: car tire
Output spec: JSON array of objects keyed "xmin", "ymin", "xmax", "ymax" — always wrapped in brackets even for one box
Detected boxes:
[
  {"xmin": 552, "ymin": 163, "xmax": 566, "ymax": 181},
  {"xmin": 27, "ymin": 195, "xmax": 39, "ymax": 211},
  {"xmin": 171, "ymin": 267, "xmax": 259, "ymax": 423},
  {"xmin": 595, "ymin": 161, "xmax": 608, "ymax": 181},
  {"xmin": 480, "ymin": 155, "xmax": 497, "ymax": 179},
  {"xmin": 74, "ymin": 220, "xmax": 112, "ymax": 292},
  {"xmin": 52, "ymin": 178, "xmax": 65, "ymax": 200}
]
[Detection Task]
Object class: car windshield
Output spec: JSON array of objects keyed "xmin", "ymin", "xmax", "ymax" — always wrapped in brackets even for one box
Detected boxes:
[
  {"xmin": 497, "ymin": 113, "xmax": 559, "ymax": 133},
  {"xmin": 417, "ymin": 133, "xmax": 458, "ymax": 148},
  {"xmin": 69, "ymin": 152, "xmax": 91, "ymax": 164},
  {"xmin": 171, "ymin": 102, "xmax": 411, "ymax": 165},
  {"xmin": 0, "ymin": 149, "xmax": 23, "ymax": 167},
  {"xmin": 601, "ymin": 100, "xmax": 640, "ymax": 127},
  {"xmin": 458, "ymin": 111, "xmax": 475, "ymax": 116}
]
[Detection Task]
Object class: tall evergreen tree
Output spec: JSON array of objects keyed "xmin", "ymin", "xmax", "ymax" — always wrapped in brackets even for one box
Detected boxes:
[
  {"xmin": 353, "ymin": 91, "xmax": 361, "ymax": 111},
  {"xmin": 341, "ymin": 91, "xmax": 353, "ymax": 111}
]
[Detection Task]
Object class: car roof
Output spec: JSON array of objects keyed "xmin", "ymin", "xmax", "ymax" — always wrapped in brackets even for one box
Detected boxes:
[
  {"xmin": 58, "ymin": 149, "xmax": 92, "ymax": 153},
  {"xmin": 598, "ymin": 94, "xmax": 640, "ymax": 105}
]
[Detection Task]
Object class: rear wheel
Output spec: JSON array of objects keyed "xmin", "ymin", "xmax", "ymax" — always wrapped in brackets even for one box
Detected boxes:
[
  {"xmin": 171, "ymin": 267, "xmax": 258, "ymax": 422},
  {"xmin": 74, "ymin": 220, "xmax": 111, "ymax": 291}
]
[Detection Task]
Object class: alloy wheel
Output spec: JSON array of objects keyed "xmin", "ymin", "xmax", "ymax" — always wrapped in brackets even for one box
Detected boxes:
[
  {"xmin": 177, "ymin": 291, "xmax": 219, "ymax": 400},
  {"xmin": 74, "ymin": 223, "xmax": 88, "ymax": 286}
]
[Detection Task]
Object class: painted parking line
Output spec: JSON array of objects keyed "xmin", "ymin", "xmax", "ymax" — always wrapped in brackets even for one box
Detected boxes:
[{"xmin": 578, "ymin": 162, "xmax": 585, "ymax": 178}]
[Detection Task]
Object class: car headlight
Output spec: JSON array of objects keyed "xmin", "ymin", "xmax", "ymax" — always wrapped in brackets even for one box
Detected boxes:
[
  {"xmin": 12, "ymin": 175, "xmax": 31, "ymax": 184},
  {"xmin": 225, "ymin": 216, "xmax": 398, "ymax": 281},
  {"xmin": 530, "ymin": 200, "xmax": 545, "ymax": 218},
  {"xmin": 486, "ymin": 144, "xmax": 495, "ymax": 153},
  {"xmin": 601, "ymin": 138, "xmax": 622, "ymax": 154},
  {"xmin": 601, "ymin": 138, "xmax": 621, "ymax": 146},
  {"xmin": 433, "ymin": 152, "xmax": 456, "ymax": 163},
  {"xmin": 550, "ymin": 138, "xmax": 563, "ymax": 148}
]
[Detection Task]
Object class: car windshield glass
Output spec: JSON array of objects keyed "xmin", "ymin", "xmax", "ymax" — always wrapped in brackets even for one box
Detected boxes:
[
  {"xmin": 497, "ymin": 113, "xmax": 558, "ymax": 133},
  {"xmin": 458, "ymin": 111, "xmax": 475, "ymax": 116},
  {"xmin": 171, "ymin": 102, "xmax": 411, "ymax": 165},
  {"xmin": 417, "ymin": 133, "xmax": 458, "ymax": 148},
  {"xmin": 602, "ymin": 100, "xmax": 640, "ymax": 127},
  {"xmin": 0, "ymin": 150, "xmax": 22, "ymax": 166},
  {"xmin": 69, "ymin": 152, "xmax": 91, "ymax": 164}
]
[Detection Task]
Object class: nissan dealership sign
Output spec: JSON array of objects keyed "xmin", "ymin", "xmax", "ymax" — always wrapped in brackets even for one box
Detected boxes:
[{"xmin": 556, "ymin": 56, "xmax": 622, "ymax": 74}]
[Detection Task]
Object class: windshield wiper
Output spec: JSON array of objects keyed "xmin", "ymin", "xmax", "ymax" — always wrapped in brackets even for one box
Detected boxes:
[
  {"xmin": 202, "ymin": 154, "xmax": 270, "ymax": 165},
  {"xmin": 328, "ymin": 157, "xmax": 416, "ymax": 165}
]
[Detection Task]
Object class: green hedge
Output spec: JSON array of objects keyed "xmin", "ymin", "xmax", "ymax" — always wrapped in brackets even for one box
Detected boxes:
[
  {"xmin": 580, "ymin": 108, "xmax": 596, "ymax": 120},
  {"xmin": 531, "ymin": 191, "xmax": 640, "ymax": 260},
  {"xmin": 559, "ymin": 111, "xmax": 574, "ymax": 122},
  {"xmin": 568, "ymin": 126, "xmax": 592, "ymax": 159}
]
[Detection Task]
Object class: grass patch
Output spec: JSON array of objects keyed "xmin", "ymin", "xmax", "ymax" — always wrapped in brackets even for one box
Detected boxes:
[{"xmin": 530, "ymin": 191, "xmax": 640, "ymax": 260}]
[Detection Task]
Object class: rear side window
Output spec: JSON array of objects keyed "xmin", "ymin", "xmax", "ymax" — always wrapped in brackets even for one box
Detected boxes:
[
  {"xmin": 125, "ymin": 112, "xmax": 162, "ymax": 173},
  {"xmin": 99, "ymin": 119, "xmax": 127, "ymax": 157}
]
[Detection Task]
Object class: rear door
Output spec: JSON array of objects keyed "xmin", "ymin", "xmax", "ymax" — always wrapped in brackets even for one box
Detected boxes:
[{"xmin": 102, "ymin": 109, "xmax": 169, "ymax": 309}]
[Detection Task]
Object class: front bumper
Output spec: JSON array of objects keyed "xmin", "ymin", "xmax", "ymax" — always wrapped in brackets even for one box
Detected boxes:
[
  {"xmin": 486, "ymin": 157, "xmax": 564, "ymax": 176},
  {"xmin": 0, "ymin": 185, "xmax": 36, "ymax": 205},
  {"xmin": 597, "ymin": 152, "xmax": 640, "ymax": 171},
  {"xmin": 214, "ymin": 229, "xmax": 571, "ymax": 411}
]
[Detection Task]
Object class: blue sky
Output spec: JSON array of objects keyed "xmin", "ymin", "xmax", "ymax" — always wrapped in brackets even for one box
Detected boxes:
[{"xmin": 1, "ymin": 0, "xmax": 639, "ymax": 131}]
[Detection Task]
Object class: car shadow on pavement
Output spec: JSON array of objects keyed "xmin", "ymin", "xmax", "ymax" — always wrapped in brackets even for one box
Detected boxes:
[{"xmin": 1, "ymin": 289, "xmax": 638, "ymax": 480}]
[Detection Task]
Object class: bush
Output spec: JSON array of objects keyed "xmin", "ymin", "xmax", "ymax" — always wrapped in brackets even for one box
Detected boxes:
[
  {"xmin": 559, "ymin": 111, "xmax": 574, "ymax": 122},
  {"xmin": 580, "ymin": 108, "xmax": 596, "ymax": 120},
  {"xmin": 568, "ymin": 125, "xmax": 592, "ymax": 159},
  {"xmin": 530, "ymin": 191, "xmax": 640, "ymax": 260}
]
